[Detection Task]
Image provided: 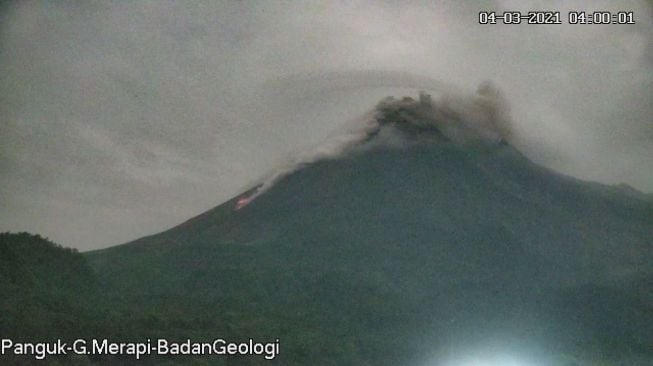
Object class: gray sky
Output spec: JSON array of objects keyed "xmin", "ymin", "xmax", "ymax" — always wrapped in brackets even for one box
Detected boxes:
[{"xmin": 1, "ymin": 0, "xmax": 652, "ymax": 251}]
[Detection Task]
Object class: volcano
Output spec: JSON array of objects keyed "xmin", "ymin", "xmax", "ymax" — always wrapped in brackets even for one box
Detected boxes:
[{"xmin": 85, "ymin": 93, "xmax": 652, "ymax": 366}]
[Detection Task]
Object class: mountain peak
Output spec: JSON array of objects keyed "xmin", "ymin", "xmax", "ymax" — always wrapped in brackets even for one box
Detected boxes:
[
  {"xmin": 86, "ymin": 91, "xmax": 653, "ymax": 364},
  {"xmin": 237, "ymin": 84, "xmax": 515, "ymax": 210}
]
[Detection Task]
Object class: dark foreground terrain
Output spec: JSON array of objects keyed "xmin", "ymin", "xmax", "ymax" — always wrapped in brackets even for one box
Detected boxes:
[{"xmin": 2, "ymin": 101, "xmax": 652, "ymax": 365}]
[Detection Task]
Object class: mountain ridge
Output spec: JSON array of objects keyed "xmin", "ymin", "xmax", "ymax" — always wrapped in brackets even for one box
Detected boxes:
[
  {"xmin": 78, "ymin": 94, "xmax": 653, "ymax": 365},
  {"xmin": 83, "ymin": 135, "xmax": 652, "ymax": 365}
]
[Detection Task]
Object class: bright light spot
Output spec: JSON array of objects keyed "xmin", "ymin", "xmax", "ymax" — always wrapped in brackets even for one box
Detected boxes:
[
  {"xmin": 443, "ymin": 353, "xmax": 537, "ymax": 366},
  {"xmin": 447, "ymin": 359, "xmax": 531, "ymax": 366},
  {"xmin": 436, "ymin": 346, "xmax": 543, "ymax": 366}
]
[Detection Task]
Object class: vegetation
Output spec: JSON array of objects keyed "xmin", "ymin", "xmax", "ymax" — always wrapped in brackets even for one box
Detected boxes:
[
  {"xmin": 0, "ymin": 233, "xmax": 419, "ymax": 365},
  {"xmin": 1, "ymin": 142, "xmax": 651, "ymax": 365}
]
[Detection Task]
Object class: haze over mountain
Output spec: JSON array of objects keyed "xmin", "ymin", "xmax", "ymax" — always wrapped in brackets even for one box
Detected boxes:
[
  {"xmin": 79, "ymin": 94, "xmax": 653, "ymax": 365},
  {"xmin": 2, "ymin": 0, "xmax": 652, "ymax": 250},
  {"xmin": 1, "ymin": 2, "xmax": 651, "ymax": 364}
]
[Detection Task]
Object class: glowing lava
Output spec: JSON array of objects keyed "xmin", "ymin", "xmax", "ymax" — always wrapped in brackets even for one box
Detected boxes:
[{"xmin": 235, "ymin": 196, "xmax": 253, "ymax": 210}]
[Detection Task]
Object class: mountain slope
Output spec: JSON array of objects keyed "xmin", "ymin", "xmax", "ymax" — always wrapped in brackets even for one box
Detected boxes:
[{"xmin": 86, "ymin": 129, "xmax": 653, "ymax": 365}]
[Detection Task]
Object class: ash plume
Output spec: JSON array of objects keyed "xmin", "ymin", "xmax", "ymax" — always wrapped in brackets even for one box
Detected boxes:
[{"xmin": 236, "ymin": 81, "xmax": 514, "ymax": 208}]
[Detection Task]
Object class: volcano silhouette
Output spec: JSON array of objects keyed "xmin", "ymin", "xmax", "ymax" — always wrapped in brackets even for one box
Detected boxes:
[{"xmin": 87, "ymin": 95, "xmax": 652, "ymax": 366}]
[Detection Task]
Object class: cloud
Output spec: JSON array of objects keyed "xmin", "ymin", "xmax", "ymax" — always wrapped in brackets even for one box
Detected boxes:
[{"xmin": 1, "ymin": 0, "xmax": 651, "ymax": 250}]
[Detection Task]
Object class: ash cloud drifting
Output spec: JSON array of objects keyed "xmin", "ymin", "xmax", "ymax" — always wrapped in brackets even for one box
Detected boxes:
[
  {"xmin": 0, "ymin": 0, "xmax": 651, "ymax": 250},
  {"xmin": 235, "ymin": 82, "xmax": 514, "ymax": 209}
]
